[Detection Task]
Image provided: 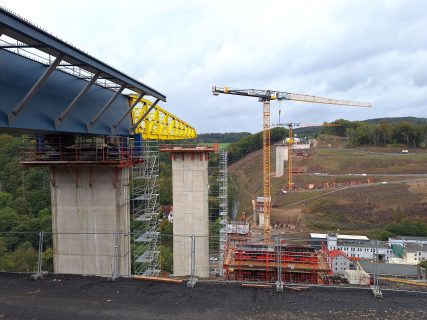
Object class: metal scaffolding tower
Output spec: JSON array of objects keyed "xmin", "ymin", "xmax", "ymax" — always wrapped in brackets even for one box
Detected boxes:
[
  {"xmin": 218, "ymin": 149, "xmax": 228, "ymax": 276},
  {"xmin": 132, "ymin": 140, "xmax": 161, "ymax": 276}
]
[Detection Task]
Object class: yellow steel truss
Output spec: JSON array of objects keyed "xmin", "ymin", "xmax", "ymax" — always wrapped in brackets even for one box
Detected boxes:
[{"xmin": 129, "ymin": 95, "xmax": 197, "ymax": 140}]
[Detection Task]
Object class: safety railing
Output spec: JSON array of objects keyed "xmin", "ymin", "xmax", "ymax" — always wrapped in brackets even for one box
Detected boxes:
[{"xmin": 20, "ymin": 136, "xmax": 145, "ymax": 166}]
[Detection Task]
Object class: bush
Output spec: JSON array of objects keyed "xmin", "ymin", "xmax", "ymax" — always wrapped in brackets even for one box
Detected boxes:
[{"xmin": 160, "ymin": 246, "xmax": 173, "ymax": 273}]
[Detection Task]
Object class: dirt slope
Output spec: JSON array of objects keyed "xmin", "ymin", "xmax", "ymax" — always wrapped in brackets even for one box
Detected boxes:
[{"xmin": 229, "ymin": 141, "xmax": 427, "ymax": 232}]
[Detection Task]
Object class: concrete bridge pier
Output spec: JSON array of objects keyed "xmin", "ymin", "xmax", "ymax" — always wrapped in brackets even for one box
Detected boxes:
[
  {"xmin": 50, "ymin": 165, "xmax": 130, "ymax": 276},
  {"xmin": 165, "ymin": 147, "xmax": 212, "ymax": 278},
  {"xmin": 275, "ymin": 144, "xmax": 288, "ymax": 177}
]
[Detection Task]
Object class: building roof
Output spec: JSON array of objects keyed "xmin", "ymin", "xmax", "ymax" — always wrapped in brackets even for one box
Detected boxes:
[
  {"xmin": 389, "ymin": 236, "xmax": 427, "ymax": 242},
  {"xmin": 310, "ymin": 233, "xmax": 369, "ymax": 241},
  {"xmin": 329, "ymin": 250, "xmax": 348, "ymax": 258},
  {"xmin": 338, "ymin": 241, "xmax": 390, "ymax": 249},
  {"xmin": 358, "ymin": 261, "xmax": 419, "ymax": 277},
  {"xmin": 404, "ymin": 243, "xmax": 427, "ymax": 253}
]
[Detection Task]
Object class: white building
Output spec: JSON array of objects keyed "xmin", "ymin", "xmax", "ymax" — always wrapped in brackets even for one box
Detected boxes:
[
  {"xmin": 329, "ymin": 250, "xmax": 350, "ymax": 274},
  {"xmin": 310, "ymin": 233, "xmax": 369, "ymax": 250},
  {"xmin": 337, "ymin": 241, "xmax": 394, "ymax": 262},
  {"xmin": 390, "ymin": 243, "xmax": 427, "ymax": 265},
  {"xmin": 310, "ymin": 233, "xmax": 394, "ymax": 262},
  {"xmin": 388, "ymin": 236, "xmax": 427, "ymax": 246}
]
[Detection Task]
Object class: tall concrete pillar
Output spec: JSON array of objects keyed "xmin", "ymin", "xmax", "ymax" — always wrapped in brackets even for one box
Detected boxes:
[
  {"xmin": 275, "ymin": 144, "xmax": 288, "ymax": 177},
  {"xmin": 50, "ymin": 166, "xmax": 130, "ymax": 276},
  {"xmin": 169, "ymin": 148, "xmax": 211, "ymax": 277}
]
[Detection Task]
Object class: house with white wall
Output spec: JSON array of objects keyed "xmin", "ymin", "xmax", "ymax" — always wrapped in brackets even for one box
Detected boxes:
[{"xmin": 329, "ymin": 250, "xmax": 350, "ymax": 274}]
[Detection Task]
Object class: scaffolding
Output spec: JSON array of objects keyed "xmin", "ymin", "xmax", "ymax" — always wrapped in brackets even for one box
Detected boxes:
[
  {"xmin": 132, "ymin": 140, "xmax": 161, "ymax": 276},
  {"xmin": 218, "ymin": 149, "xmax": 228, "ymax": 276},
  {"xmin": 224, "ymin": 240, "xmax": 330, "ymax": 284}
]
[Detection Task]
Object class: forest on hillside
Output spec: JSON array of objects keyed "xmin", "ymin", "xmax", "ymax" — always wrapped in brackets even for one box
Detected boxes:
[
  {"xmin": 191, "ymin": 132, "xmax": 251, "ymax": 143},
  {"xmin": 0, "ymin": 135, "xmax": 51, "ymax": 271},
  {"xmin": 0, "ymin": 134, "xmax": 234, "ymax": 273},
  {"xmin": 322, "ymin": 119, "xmax": 427, "ymax": 147}
]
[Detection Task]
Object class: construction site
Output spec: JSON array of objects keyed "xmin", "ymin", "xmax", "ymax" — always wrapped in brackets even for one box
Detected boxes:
[{"xmin": 1, "ymin": 3, "xmax": 427, "ymax": 320}]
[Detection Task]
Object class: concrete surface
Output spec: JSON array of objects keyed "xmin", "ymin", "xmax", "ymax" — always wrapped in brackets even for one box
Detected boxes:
[
  {"xmin": 275, "ymin": 145, "xmax": 288, "ymax": 177},
  {"xmin": 172, "ymin": 153, "xmax": 209, "ymax": 277},
  {"xmin": 50, "ymin": 166, "xmax": 130, "ymax": 276},
  {"xmin": 0, "ymin": 273, "xmax": 426, "ymax": 320}
]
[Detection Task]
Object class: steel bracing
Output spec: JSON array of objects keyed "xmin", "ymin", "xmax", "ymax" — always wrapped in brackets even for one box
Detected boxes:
[
  {"xmin": 130, "ymin": 96, "xmax": 197, "ymax": 140},
  {"xmin": 132, "ymin": 141, "xmax": 161, "ymax": 276}
]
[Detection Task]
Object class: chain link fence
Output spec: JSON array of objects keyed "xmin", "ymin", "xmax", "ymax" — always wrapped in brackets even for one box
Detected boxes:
[{"xmin": 1, "ymin": 232, "xmax": 426, "ymax": 294}]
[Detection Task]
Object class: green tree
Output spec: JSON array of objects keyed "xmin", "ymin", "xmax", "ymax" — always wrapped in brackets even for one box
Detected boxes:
[
  {"xmin": 160, "ymin": 246, "xmax": 173, "ymax": 273},
  {"xmin": 0, "ymin": 207, "xmax": 19, "ymax": 232},
  {"xmin": 0, "ymin": 192, "xmax": 13, "ymax": 208},
  {"xmin": 42, "ymin": 247, "xmax": 54, "ymax": 272}
]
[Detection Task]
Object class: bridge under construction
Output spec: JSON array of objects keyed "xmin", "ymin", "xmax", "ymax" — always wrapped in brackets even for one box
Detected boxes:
[{"xmin": 0, "ymin": 6, "xmax": 196, "ymax": 278}]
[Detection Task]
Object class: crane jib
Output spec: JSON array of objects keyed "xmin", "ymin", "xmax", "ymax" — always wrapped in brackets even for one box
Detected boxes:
[{"xmin": 212, "ymin": 85, "xmax": 372, "ymax": 242}]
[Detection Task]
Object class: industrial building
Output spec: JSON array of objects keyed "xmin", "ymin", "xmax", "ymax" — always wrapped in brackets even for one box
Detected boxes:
[
  {"xmin": 311, "ymin": 233, "xmax": 394, "ymax": 261},
  {"xmin": 310, "ymin": 233, "xmax": 369, "ymax": 249}
]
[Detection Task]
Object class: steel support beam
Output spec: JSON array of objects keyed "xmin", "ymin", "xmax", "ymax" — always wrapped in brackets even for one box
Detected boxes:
[
  {"xmin": 0, "ymin": 8, "xmax": 166, "ymax": 102},
  {"xmin": 131, "ymin": 98, "xmax": 160, "ymax": 132},
  {"xmin": 0, "ymin": 44, "xmax": 46, "ymax": 49},
  {"xmin": 8, "ymin": 53, "xmax": 64, "ymax": 124},
  {"xmin": 111, "ymin": 93, "xmax": 145, "ymax": 134},
  {"xmin": 55, "ymin": 71, "xmax": 100, "ymax": 128},
  {"xmin": 87, "ymin": 84, "xmax": 125, "ymax": 130}
]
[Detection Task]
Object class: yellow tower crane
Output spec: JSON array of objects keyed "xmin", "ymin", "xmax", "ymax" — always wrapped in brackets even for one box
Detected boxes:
[{"xmin": 212, "ymin": 86, "xmax": 371, "ymax": 241}]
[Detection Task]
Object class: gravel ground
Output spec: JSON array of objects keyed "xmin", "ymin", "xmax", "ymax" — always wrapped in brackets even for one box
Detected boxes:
[{"xmin": 0, "ymin": 273, "xmax": 426, "ymax": 320}]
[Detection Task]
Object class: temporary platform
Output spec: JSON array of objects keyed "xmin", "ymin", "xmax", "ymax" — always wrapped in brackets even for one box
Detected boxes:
[{"xmin": 224, "ymin": 242, "xmax": 330, "ymax": 284}]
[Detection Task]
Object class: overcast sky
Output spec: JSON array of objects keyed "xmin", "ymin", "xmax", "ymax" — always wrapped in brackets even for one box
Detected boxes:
[{"xmin": 2, "ymin": 0, "xmax": 427, "ymax": 133}]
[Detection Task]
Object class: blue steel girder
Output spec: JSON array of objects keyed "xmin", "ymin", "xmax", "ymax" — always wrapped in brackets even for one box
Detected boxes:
[
  {"xmin": 0, "ymin": 6, "xmax": 169, "ymax": 136},
  {"xmin": 0, "ymin": 7, "xmax": 165, "ymax": 100},
  {"xmin": 0, "ymin": 49, "xmax": 132, "ymax": 135}
]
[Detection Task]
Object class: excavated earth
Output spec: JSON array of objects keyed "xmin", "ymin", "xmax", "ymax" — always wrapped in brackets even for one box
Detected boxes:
[{"xmin": 0, "ymin": 273, "xmax": 426, "ymax": 320}]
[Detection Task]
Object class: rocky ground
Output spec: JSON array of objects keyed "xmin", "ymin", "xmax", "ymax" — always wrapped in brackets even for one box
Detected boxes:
[{"xmin": 0, "ymin": 273, "xmax": 426, "ymax": 319}]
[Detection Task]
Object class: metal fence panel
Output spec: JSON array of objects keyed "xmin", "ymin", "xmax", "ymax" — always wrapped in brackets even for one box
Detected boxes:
[{"xmin": 1, "ymin": 231, "xmax": 427, "ymax": 294}]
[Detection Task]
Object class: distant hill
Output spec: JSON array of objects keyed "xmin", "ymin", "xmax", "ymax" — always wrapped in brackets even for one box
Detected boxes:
[
  {"xmin": 293, "ymin": 117, "xmax": 427, "ymax": 138},
  {"xmin": 192, "ymin": 132, "xmax": 251, "ymax": 143},
  {"xmin": 362, "ymin": 117, "xmax": 427, "ymax": 125}
]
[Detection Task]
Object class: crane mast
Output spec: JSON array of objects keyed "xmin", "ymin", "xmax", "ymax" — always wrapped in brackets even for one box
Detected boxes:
[
  {"xmin": 273, "ymin": 120, "xmax": 342, "ymax": 190},
  {"xmin": 212, "ymin": 86, "xmax": 371, "ymax": 241},
  {"xmin": 262, "ymin": 100, "xmax": 271, "ymax": 235}
]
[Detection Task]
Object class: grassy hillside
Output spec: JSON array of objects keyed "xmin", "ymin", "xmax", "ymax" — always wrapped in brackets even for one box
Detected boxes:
[{"xmin": 229, "ymin": 135, "xmax": 427, "ymax": 237}]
